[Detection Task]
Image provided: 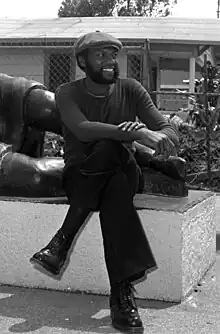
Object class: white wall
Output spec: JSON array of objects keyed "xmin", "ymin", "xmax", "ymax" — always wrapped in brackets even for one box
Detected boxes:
[
  {"xmin": 159, "ymin": 69, "xmax": 202, "ymax": 111},
  {"xmin": 160, "ymin": 70, "xmax": 202, "ymax": 86},
  {"xmin": 0, "ymin": 48, "xmax": 44, "ymax": 84}
]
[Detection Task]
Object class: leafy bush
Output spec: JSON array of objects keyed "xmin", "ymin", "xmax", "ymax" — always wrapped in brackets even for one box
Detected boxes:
[{"xmin": 44, "ymin": 132, "xmax": 64, "ymax": 157}]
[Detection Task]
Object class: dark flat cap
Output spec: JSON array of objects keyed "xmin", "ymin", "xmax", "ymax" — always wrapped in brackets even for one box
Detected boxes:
[{"xmin": 74, "ymin": 31, "xmax": 123, "ymax": 55}]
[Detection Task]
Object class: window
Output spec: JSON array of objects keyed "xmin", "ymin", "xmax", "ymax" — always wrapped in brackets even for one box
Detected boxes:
[
  {"xmin": 127, "ymin": 54, "xmax": 143, "ymax": 83},
  {"xmin": 48, "ymin": 53, "xmax": 71, "ymax": 92}
]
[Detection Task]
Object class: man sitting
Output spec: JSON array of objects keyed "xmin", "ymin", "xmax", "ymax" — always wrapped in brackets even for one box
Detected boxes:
[{"xmin": 30, "ymin": 31, "xmax": 179, "ymax": 333}]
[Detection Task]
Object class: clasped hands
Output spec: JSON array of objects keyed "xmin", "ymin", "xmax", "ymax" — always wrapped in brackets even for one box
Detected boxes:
[{"xmin": 117, "ymin": 121, "xmax": 176, "ymax": 159}]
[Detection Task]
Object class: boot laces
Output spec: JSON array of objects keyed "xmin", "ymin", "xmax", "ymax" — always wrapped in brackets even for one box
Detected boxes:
[
  {"xmin": 119, "ymin": 281, "xmax": 137, "ymax": 311},
  {"xmin": 48, "ymin": 230, "xmax": 66, "ymax": 254}
]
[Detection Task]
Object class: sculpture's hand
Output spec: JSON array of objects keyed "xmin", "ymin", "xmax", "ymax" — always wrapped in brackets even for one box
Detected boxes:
[
  {"xmin": 134, "ymin": 141, "xmax": 186, "ymax": 182},
  {"xmin": 0, "ymin": 143, "xmax": 12, "ymax": 159},
  {"xmin": 0, "ymin": 151, "xmax": 65, "ymax": 197}
]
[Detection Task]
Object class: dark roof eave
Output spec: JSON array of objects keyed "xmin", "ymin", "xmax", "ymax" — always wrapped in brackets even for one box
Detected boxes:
[
  {"xmin": 1, "ymin": 36, "xmax": 220, "ymax": 47},
  {"xmin": 149, "ymin": 39, "xmax": 220, "ymax": 46}
]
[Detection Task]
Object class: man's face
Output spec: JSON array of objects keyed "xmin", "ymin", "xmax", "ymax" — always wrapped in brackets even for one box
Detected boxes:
[{"xmin": 84, "ymin": 46, "xmax": 120, "ymax": 84}]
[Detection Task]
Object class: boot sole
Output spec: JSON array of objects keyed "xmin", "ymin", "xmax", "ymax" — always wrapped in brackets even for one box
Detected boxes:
[
  {"xmin": 29, "ymin": 256, "xmax": 60, "ymax": 276},
  {"xmin": 112, "ymin": 321, "xmax": 144, "ymax": 333}
]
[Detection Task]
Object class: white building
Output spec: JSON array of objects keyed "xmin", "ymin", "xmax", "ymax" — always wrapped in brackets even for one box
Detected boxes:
[{"xmin": 0, "ymin": 16, "xmax": 219, "ymax": 110}]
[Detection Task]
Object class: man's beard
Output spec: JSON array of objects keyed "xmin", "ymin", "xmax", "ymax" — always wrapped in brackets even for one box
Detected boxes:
[{"xmin": 85, "ymin": 61, "xmax": 120, "ymax": 84}]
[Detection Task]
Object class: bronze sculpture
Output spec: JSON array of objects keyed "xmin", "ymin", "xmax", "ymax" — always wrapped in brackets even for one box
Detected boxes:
[{"xmin": 0, "ymin": 73, "xmax": 187, "ymax": 198}]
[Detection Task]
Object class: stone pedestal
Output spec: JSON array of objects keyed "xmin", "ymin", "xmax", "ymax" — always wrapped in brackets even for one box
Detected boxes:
[
  {"xmin": 0, "ymin": 191, "xmax": 216, "ymax": 302},
  {"xmin": 134, "ymin": 191, "xmax": 216, "ymax": 301}
]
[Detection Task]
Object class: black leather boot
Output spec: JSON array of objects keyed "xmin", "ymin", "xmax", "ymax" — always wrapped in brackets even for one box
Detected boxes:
[
  {"xmin": 110, "ymin": 280, "xmax": 144, "ymax": 333},
  {"xmin": 30, "ymin": 229, "xmax": 71, "ymax": 275}
]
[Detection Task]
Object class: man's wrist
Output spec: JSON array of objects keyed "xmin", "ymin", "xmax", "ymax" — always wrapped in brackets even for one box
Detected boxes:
[{"xmin": 134, "ymin": 127, "xmax": 150, "ymax": 141}]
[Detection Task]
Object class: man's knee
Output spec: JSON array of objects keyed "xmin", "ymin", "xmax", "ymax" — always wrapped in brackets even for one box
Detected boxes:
[
  {"xmin": 82, "ymin": 139, "xmax": 121, "ymax": 172},
  {"xmin": 91, "ymin": 139, "xmax": 120, "ymax": 155}
]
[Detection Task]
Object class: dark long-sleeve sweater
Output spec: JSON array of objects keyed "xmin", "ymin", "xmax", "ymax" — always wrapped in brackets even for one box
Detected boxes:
[{"xmin": 56, "ymin": 77, "xmax": 179, "ymax": 166}]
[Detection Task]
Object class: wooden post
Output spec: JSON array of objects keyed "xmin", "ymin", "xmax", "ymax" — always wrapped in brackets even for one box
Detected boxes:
[
  {"xmin": 142, "ymin": 39, "xmax": 151, "ymax": 91},
  {"xmin": 189, "ymin": 57, "xmax": 196, "ymax": 93},
  {"xmin": 156, "ymin": 57, "xmax": 161, "ymax": 108}
]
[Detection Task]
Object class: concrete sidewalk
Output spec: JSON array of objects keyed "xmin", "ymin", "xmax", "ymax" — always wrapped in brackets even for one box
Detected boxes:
[{"xmin": 0, "ymin": 251, "xmax": 219, "ymax": 334}]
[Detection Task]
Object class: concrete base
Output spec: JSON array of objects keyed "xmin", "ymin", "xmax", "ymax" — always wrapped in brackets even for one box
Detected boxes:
[{"xmin": 0, "ymin": 191, "xmax": 216, "ymax": 302}]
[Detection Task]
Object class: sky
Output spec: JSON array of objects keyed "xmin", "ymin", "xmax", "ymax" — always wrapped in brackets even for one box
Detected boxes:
[{"xmin": 0, "ymin": 0, "xmax": 218, "ymax": 19}]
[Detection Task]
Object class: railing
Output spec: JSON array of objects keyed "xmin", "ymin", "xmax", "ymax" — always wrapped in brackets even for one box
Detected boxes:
[{"xmin": 151, "ymin": 54, "xmax": 220, "ymax": 188}]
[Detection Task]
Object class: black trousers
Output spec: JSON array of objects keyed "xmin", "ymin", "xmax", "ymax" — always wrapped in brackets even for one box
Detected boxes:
[{"xmin": 62, "ymin": 140, "xmax": 157, "ymax": 287}]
